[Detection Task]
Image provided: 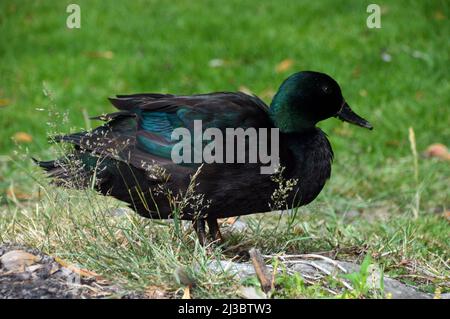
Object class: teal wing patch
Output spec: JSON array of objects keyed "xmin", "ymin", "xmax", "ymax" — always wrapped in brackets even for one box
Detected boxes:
[{"xmin": 135, "ymin": 106, "xmax": 242, "ymax": 160}]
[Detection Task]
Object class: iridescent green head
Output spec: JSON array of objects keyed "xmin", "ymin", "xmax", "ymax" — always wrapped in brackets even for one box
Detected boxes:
[{"xmin": 270, "ymin": 71, "xmax": 372, "ymax": 132}]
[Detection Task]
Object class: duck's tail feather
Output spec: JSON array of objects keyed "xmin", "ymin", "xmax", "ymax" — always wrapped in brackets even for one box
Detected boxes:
[
  {"xmin": 32, "ymin": 158, "xmax": 56, "ymax": 171},
  {"xmin": 33, "ymin": 154, "xmax": 98, "ymax": 189}
]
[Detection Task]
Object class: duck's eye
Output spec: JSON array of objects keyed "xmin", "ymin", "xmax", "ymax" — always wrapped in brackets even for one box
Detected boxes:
[{"xmin": 322, "ymin": 86, "xmax": 331, "ymax": 94}]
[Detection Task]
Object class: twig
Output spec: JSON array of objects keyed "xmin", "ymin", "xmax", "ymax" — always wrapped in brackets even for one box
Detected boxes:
[
  {"xmin": 263, "ymin": 253, "xmax": 348, "ymax": 273},
  {"xmin": 249, "ymin": 248, "xmax": 272, "ymax": 293}
]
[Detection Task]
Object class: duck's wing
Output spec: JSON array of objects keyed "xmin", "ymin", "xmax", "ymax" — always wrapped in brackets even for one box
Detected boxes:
[{"xmin": 55, "ymin": 92, "xmax": 272, "ymax": 171}]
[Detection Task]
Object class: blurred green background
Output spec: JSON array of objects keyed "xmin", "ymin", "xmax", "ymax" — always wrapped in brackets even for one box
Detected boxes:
[
  {"xmin": 0, "ymin": 0, "xmax": 448, "ymax": 208},
  {"xmin": 0, "ymin": 0, "xmax": 449, "ymax": 298},
  {"xmin": 0, "ymin": 0, "xmax": 448, "ymax": 158}
]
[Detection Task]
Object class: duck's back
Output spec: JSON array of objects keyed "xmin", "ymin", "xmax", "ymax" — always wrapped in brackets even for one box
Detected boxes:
[{"xmin": 40, "ymin": 92, "xmax": 279, "ymax": 219}]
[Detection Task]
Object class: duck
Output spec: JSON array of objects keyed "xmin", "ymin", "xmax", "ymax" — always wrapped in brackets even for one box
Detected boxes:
[{"xmin": 36, "ymin": 71, "xmax": 372, "ymax": 245}]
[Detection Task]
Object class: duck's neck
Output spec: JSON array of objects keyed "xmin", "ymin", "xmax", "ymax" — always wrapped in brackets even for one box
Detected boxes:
[
  {"xmin": 280, "ymin": 128, "xmax": 334, "ymax": 206},
  {"xmin": 270, "ymin": 90, "xmax": 315, "ymax": 133}
]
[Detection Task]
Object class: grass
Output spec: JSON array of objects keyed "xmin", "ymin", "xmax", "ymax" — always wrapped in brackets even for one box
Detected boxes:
[{"xmin": 0, "ymin": 0, "xmax": 449, "ymax": 298}]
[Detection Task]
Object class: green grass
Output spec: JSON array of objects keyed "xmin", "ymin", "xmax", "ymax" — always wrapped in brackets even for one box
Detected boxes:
[{"xmin": 0, "ymin": 0, "xmax": 449, "ymax": 298}]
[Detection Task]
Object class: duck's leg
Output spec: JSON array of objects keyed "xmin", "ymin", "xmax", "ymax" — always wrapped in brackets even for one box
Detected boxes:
[
  {"xmin": 207, "ymin": 217, "xmax": 223, "ymax": 244},
  {"xmin": 192, "ymin": 219, "xmax": 207, "ymax": 246}
]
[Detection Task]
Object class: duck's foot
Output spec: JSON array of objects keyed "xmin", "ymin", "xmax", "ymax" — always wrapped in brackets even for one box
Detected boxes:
[
  {"xmin": 192, "ymin": 219, "xmax": 207, "ymax": 246},
  {"xmin": 192, "ymin": 218, "xmax": 223, "ymax": 247},
  {"xmin": 207, "ymin": 218, "xmax": 223, "ymax": 245}
]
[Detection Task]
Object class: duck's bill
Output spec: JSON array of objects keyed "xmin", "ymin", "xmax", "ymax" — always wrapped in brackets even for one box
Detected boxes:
[{"xmin": 336, "ymin": 102, "xmax": 373, "ymax": 130}]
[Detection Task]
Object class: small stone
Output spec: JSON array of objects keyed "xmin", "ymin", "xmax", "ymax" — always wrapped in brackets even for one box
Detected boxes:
[
  {"xmin": 229, "ymin": 220, "xmax": 248, "ymax": 232},
  {"xmin": 106, "ymin": 208, "xmax": 128, "ymax": 216},
  {"xmin": 381, "ymin": 52, "xmax": 392, "ymax": 62},
  {"xmin": 239, "ymin": 286, "xmax": 266, "ymax": 299}
]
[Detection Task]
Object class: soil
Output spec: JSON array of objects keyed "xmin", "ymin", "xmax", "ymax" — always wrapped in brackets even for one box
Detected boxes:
[{"xmin": 0, "ymin": 243, "xmax": 144, "ymax": 299}]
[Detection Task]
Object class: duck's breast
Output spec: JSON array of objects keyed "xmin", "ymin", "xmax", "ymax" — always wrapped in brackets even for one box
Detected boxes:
[{"xmin": 283, "ymin": 128, "xmax": 334, "ymax": 206}]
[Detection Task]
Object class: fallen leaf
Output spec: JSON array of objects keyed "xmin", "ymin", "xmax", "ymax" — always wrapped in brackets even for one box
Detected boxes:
[
  {"xmin": 12, "ymin": 132, "xmax": 33, "ymax": 143},
  {"xmin": 0, "ymin": 98, "xmax": 10, "ymax": 108},
  {"xmin": 260, "ymin": 87, "xmax": 275, "ymax": 100},
  {"xmin": 238, "ymin": 86, "xmax": 253, "ymax": 96},
  {"xmin": 443, "ymin": 211, "xmax": 450, "ymax": 222},
  {"xmin": 182, "ymin": 286, "xmax": 191, "ymax": 299},
  {"xmin": 6, "ymin": 187, "xmax": 33, "ymax": 200},
  {"xmin": 145, "ymin": 285, "xmax": 168, "ymax": 299},
  {"xmin": 424, "ymin": 143, "xmax": 450, "ymax": 161},
  {"xmin": 333, "ymin": 124, "xmax": 353, "ymax": 138},
  {"xmin": 398, "ymin": 259, "xmax": 412, "ymax": 266},
  {"xmin": 221, "ymin": 217, "xmax": 248, "ymax": 231},
  {"xmin": 54, "ymin": 257, "xmax": 102, "ymax": 278},
  {"xmin": 223, "ymin": 217, "xmax": 238, "ymax": 225},
  {"xmin": 433, "ymin": 11, "xmax": 445, "ymax": 21},
  {"xmin": 351, "ymin": 66, "xmax": 361, "ymax": 78},
  {"xmin": 415, "ymin": 91, "xmax": 424, "ymax": 101},
  {"xmin": 85, "ymin": 51, "xmax": 114, "ymax": 59},
  {"xmin": 0, "ymin": 250, "xmax": 41, "ymax": 273},
  {"xmin": 208, "ymin": 58, "xmax": 225, "ymax": 68},
  {"xmin": 275, "ymin": 59, "xmax": 294, "ymax": 73},
  {"xmin": 385, "ymin": 140, "xmax": 401, "ymax": 147},
  {"xmin": 411, "ymin": 50, "xmax": 429, "ymax": 61},
  {"xmin": 8, "ymin": 4, "xmax": 16, "ymax": 14},
  {"xmin": 380, "ymin": 5, "xmax": 389, "ymax": 14},
  {"xmin": 434, "ymin": 287, "xmax": 442, "ymax": 299}
]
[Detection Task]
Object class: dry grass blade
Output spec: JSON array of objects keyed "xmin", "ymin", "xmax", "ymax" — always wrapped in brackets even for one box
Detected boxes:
[
  {"xmin": 262, "ymin": 253, "xmax": 354, "ymax": 291},
  {"xmin": 54, "ymin": 257, "xmax": 102, "ymax": 279},
  {"xmin": 268, "ymin": 253, "xmax": 348, "ymax": 273}
]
